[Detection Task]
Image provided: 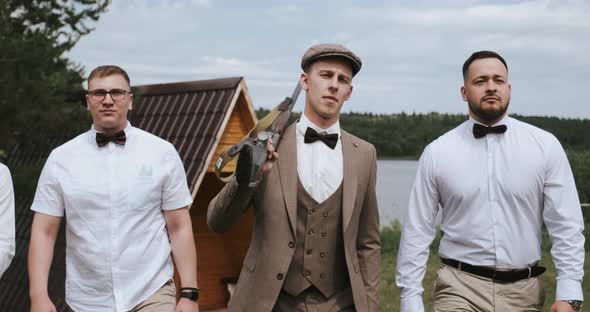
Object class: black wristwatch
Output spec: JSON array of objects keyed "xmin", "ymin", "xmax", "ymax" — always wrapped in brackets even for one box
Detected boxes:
[
  {"xmin": 179, "ymin": 287, "xmax": 199, "ymax": 302},
  {"xmin": 563, "ymin": 300, "xmax": 582, "ymax": 312}
]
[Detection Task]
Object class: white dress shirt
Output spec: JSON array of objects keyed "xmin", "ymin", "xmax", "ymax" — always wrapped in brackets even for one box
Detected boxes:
[
  {"xmin": 396, "ymin": 116, "xmax": 585, "ymax": 312},
  {"xmin": 31, "ymin": 123, "xmax": 193, "ymax": 312},
  {"xmin": 296, "ymin": 114, "xmax": 343, "ymax": 203},
  {"xmin": 0, "ymin": 163, "xmax": 15, "ymax": 277}
]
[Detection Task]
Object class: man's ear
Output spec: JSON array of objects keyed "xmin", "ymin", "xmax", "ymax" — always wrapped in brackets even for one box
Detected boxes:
[
  {"xmin": 128, "ymin": 94, "xmax": 133, "ymax": 110},
  {"xmin": 344, "ymin": 85, "xmax": 353, "ymax": 101},
  {"xmin": 300, "ymin": 72, "xmax": 309, "ymax": 90},
  {"xmin": 460, "ymin": 86, "xmax": 467, "ymax": 102},
  {"xmin": 85, "ymin": 95, "xmax": 91, "ymax": 111}
]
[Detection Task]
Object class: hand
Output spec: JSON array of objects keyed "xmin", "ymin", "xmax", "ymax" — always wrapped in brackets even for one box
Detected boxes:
[
  {"xmin": 176, "ymin": 297, "xmax": 199, "ymax": 312},
  {"xmin": 550, "ymin": 301, "xmax": 575, "ymax": 312},
  {"xmin": 235, "ymin": 138, "xmax": 278, "ymax": 186},
  {"xmin": 30, "ymin": 294, "xmax": 57, "ymax": 312},
  {"xmin": 235, "ymin": 144, "xmax": 254, "ymax": 186},
  {"xmin": 261, "ymin": 137, "xmax": 278, "ymax": 174}
]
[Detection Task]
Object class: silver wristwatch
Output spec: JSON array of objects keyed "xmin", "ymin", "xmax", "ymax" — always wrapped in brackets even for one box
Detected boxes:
[{"xmin": 564, "ymin": 300, "xmax": 583, "ymax": 312}]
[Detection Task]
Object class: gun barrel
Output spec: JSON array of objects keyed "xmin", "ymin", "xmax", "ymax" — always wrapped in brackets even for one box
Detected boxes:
[{"xmin": 290, "ymin": 83, "xmax": 302, "ymax": 104}]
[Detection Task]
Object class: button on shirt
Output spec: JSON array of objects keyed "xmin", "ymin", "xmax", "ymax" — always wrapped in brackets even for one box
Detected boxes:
[
  {"xmin": 396, "ymin": 116, "xmax": 585, "ymax": 312},
  {"xmin": 297, "ymin": 115, "xmax": 343, "ymax": 203},
  {"xmin": 31, "ymin": 124, "xmax": 193, "ymax": 312},
  {"xmin": 0, "ymin": 164, "xmax": 15, "ymax": 277}
]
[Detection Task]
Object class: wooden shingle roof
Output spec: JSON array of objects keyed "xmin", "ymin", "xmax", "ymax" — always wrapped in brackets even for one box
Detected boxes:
[{"xmin": 130, "ymin": 77, "xmax": 255, "ymax": 196}]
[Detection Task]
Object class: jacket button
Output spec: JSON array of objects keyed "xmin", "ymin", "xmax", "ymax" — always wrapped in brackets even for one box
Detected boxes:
[
  {"xmin": 276, "ymin": 273, "xmax": 284, "ymax": 280},
  {"xmin": 304, "ymin": 270, "xmax": 311, "ymax": 277},
  {"xmin": 320, "ymin": 273, "xmax": 326, "ymax": 279},
  {"xmin": 308, "ymin": 229, "xmax": 314, "ymax": 235},
  {"xmin": 306, "ymin": 249, "xmax": 312, "ymax": 255},
  {"xmin": 321, "ymin": 231, "xmax": 327, "ymax": 237},
  {"xmin": 288, "ymin": 241, "xmax": 295, "ymax": 248},
  {"xmin": 320, "ymin": 252, "xmax": 325, "ymax": 258},
  {"xmin": 323, "ymin": 211, "xmax": 328, "ymax": 217}
]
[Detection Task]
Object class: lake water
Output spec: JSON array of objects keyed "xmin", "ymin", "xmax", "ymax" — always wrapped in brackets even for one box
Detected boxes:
[{"xmin": 376, "ymin": 160, "xmax": 418, "ymax": 226}]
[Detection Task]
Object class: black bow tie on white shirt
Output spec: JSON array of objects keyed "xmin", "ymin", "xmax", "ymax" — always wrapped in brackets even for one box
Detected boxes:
[
  {"xmin": 96, "ymin": 131, "xmax": 126, "ymax": 147},
  {"xmin": 304, "ymin": 127, "xmax": 339, "ymax": 149},
  {"xmin": 473, "ymin": 123, "xmax": 507, "ymax": 139}
]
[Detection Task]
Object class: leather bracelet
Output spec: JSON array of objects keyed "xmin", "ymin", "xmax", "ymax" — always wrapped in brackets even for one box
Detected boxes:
[{"xmin": 179, "ymin": 287, "xmax": 199, "ymax": 302}]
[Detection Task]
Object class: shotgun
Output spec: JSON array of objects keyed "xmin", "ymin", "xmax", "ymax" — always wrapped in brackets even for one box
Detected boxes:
[{"xmin": 215, "ymin": 82, "xmax": 302, "ymax": 186}]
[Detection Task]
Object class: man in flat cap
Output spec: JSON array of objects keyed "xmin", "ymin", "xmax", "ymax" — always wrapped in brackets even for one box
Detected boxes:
[{"xmin": 208, "ymin": 43, "xmax": 380, "ymax": 311}]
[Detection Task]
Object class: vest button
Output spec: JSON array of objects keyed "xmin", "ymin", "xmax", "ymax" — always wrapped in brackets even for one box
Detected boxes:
[
  {"xmin": 288, "ymin": 241, "xmax": 295, "ymax": 248},
  {"xmin": 309, "ymin": 209, "xmax": 315, "ymax": 214},
  {"xmin": 304, "ymin": 270, "xmax": 312, "ymax": 277},
  {"xmin": 308, "ymin": 229, "xmax": 314, "ymax": 235},
  {"xmin": 323, "ymin": 211, "xmax": 328, "ymax": 217},
  {"xmin": 306, "ymin": 249, "xmax": 313, "ymax": 255},
  {"xmin": 320, "ymin": 252, "xmax": 326, "ymax": 258},
  {"xmin": 320, "ymin": 273, "xmax": 326, "ymax": 279},
  {"xmin": 321, "ymin": 231, "xmax": 327, "ymax": 237},
  {"xmin": 276, "ymin": 273, "xmax": 284, "ymax": 280}
]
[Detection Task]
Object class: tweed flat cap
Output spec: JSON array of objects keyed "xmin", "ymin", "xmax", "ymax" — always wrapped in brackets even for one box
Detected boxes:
[{"xmin": 301, "ymin": 43, "xmax": 362, "ymax": 76}]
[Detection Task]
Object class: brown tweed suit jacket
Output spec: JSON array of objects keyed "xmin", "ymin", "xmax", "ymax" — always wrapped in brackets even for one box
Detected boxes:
[{"xmin": 207, "ymin": 123, "xmax": 381, "ymax": 312}]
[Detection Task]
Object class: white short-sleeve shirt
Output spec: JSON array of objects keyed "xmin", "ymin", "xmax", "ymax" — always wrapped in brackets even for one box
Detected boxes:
[{"xmin": 31, "ymin": 123, "xmax": 193, "ymax": 312}]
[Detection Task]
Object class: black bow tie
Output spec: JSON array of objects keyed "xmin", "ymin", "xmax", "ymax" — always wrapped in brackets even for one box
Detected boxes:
[
  {"xmin": 96, "ymin": 131, "xmax": 126, "ymax": 147},
  {"xmin": 473, "ymin": 123, "xmax": 507, "ymax": 139},
  {"xmin": 304, "ymin": 127, "xmax": 339, "ymax": 149}
]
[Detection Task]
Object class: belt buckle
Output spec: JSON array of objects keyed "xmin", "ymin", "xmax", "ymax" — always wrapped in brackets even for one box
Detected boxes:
[{"xmin": 527, "ymin": 267, "xmax": 532, "ymax": 278}]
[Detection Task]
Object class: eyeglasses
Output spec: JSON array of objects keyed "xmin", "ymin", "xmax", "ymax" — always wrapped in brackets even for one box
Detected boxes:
[{"xmin": 87, "ymin": 89, "xmax": 132, "ymax": 101}]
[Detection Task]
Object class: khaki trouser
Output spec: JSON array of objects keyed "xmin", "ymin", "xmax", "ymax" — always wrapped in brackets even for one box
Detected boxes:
[
  {"xmin": 130, "ymin": 279, "xmax": 177, "ymax": 312},
  {"xmin": 433, "ymin": 265, "xmax": 545, "ymax": 312},
  {"xmin": 273, "ymin": 287, "xmax": 356, "ymax": 312}
]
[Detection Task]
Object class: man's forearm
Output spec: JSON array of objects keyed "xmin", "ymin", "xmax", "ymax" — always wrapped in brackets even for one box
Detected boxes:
[
  {"xmin": 28, "ymin": 218, "xmax": 58, "ymax": 299},
  {"xmin": 169, "ymin": 215, "xmax": 198, "ymax": 288},
  {"xmin": 207, "ymin": 178, "xmax": 255, "ymax": 233}
]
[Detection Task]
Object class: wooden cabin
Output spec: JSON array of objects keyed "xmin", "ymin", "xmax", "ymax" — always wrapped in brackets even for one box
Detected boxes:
[
  {"xmin": 131, "ymin": 77, "xmax": 256, "ymax": 311},
  {"xmin": 0, "ymin": 77, "xmax": 257, "ymax": 311}
]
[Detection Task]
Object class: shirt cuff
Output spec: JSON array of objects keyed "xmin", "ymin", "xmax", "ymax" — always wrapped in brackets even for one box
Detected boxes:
[
  {"xmin": 400, "ymin": 295, "xmax": 424, "ymax": 312},
  {"xmin": 555, "ymin": 278, "xmax": 583, "ymax": 301}
]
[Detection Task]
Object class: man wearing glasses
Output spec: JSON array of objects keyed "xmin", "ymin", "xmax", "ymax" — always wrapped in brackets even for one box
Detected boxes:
[{"xmin": 28, "ymin": 65, "xmax": 199, "ymax": 312}]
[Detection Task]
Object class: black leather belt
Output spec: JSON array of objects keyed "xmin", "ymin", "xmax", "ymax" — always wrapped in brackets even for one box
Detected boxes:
[{"xmin": 441, "ymin": 258, "xmax": 546, "ymax": 283}]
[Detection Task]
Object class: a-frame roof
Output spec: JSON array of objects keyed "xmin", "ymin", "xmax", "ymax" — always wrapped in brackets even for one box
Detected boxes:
[{"xmin": 130, "ymin": 77, "xmax": 256, "ymax": 196}]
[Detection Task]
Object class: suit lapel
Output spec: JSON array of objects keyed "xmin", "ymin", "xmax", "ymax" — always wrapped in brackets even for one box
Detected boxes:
[
  {"xmin": 341, "ymin": 131, "xmax": 358, "ymax": 231},
  {"xmin": 277, "ymin": 123, "xmax": 298, "ymax": 234}
]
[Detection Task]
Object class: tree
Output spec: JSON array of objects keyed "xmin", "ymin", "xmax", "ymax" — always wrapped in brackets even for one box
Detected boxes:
[{"xmin": 0, "ymin": 0, "xmax": 109, "ymax": 157}]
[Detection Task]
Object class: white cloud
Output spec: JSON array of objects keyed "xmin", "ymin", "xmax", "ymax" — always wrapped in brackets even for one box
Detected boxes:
[{"xmin": 68, "ymin": 0, "xmax": 590, "ymax": 117}]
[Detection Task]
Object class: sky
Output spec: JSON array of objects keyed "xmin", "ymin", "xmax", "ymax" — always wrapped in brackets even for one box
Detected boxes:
[{"xmin": 67, "ymin": 0, "xmax": 590, "ymax": 118}]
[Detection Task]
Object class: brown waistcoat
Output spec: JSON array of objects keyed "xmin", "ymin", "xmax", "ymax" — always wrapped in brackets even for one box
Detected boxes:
[{"xmin": 282, "ymin": 178, "xmax": 349, "ymax": 298}]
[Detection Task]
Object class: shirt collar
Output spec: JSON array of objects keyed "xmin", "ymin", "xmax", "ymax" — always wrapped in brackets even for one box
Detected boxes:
[
  {"xmin": 467, "ymin": 114, "xmax": 510, "ymax": 128},
  {"xmin": 297, "ymin": 113, "xmax": 341, "ymax": 137}
]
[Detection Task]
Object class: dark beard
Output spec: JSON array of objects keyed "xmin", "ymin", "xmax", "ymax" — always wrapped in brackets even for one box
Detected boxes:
[{"xmin": 468, "ymin": 98, "xmax": 509, "ymax": 123}]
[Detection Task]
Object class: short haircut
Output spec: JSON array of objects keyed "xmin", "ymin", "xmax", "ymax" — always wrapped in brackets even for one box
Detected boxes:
[
  {"xmin": 462, "ymin": 51, "xmax": 508, "ymax": 79},
  {"xmin": 88, "ymin": 65, "xmax": 130, "ymax": 86}
]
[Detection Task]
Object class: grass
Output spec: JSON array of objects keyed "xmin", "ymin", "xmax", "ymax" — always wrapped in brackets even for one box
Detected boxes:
[{"xmin": 379, "ymin": 209, "xmax": 590, "ymax": 311}]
